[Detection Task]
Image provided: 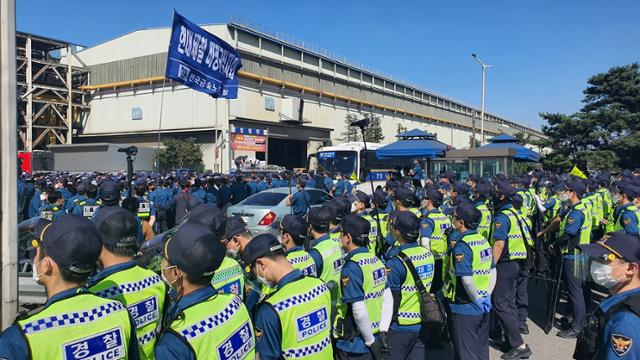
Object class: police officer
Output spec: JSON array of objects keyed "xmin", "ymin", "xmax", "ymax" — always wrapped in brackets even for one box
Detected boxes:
[
  {"xmin": 244, "ymin": 233, "xmax": 333, "ymax": 359},
  {"xmin": 275, "ymin": 214, "xmax": 317, "ymax": 277},
  {"xmin": 380, "ymin": 211, "xmax": 433, "ymax": 359},
  {"xmin": 38, "ymin": 189, "xmax": 66, "ymax": 221},
  {"xmin": 444, "ymin": 205, "xmax": 496, "ymax": 360},
  {"xmin": 153, "ymin": 179, "xmax": 174, "ymax": 233},
  {"xmin": 307, "ymin": 206, "xmax": 343, "ymax": 314},
  {"xmin": 351, "ymin": 190, "xmax": 380, "ymax": 254},
  {"xmin": 0, "ymin": 214, "xmax": 139, "ymax": 359},
  {"xmin": 326, "ymin": 199, "xmax": 350, "ymax": 246},
  {"xmin": 221, "ymin": 215, "xmax": 253, "ymax": 259},
  {"xmin": 65, "ymin": 181, "xmax": 87, "ymax": 213},
  {"xmin": 133, "ymin": 181, "xmax": 156, "ymax": 231},
  {"xmin": 72, "ymin": 183, "xmax": 101, "ymax": 219},
  {"xmin": 490, "ymin": 180, "xmax": 532, "ymax": 359},
  {"xmin": 575, "ymin": 233, "xmax": 640, "ymax": 360},
  {"xmin": 185, "ymin": 204, "xmax": 247, "ymax": 299},
  {"xmin": 419, "ymin": 188, "xmax": 451, "ymax": 293},
  {"xmin": 334, "ymin": 214, "xmax": 389, "ymax": 360},
  {"xmin": 393, "ymin": 187, "xmax": 422, "ymax": 220},
  {"xmin": 552, "ymin": 180, "xmax": 593, "ymax": 339},
  {"xmin": 88, "ymin": 207, "xmax": 167, "ymax": 359},
  {"xmin": 286, "ymin": 177, "xmax": 311, "ymax": 216},
  {"xmin": 155, "ymin": 223, "xmax": 255, "ymax": 359},
  {"xmin": 473, "ymin": 182, "xmax": 493, "ymax": 241},
  {"xmin": 612, "ymin": 182, "xmax": 640, "ymax": 237}
]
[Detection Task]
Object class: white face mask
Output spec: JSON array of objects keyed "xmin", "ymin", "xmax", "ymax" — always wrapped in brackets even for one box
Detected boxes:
[
  {"xmin": 32, "ymin": 259, "xmax": 43, "ymax": 284},
  {"xmin": 613, "ymin": 194, "xmax": 622, "ymax": 204},
  {"xmin": 589, "ymin": 261, "xmax": 626, "ymax": 289},
  {"xmin": 161, "ymin": 265, "xmax": 178, "ymax": 287},
  {"xmin": 256, "ymin": 265, "xmax": 275, "ymax": 288},
  {"xmin": 226, "ymin": 248, "xmax": 238, "ymax": 259},
  {"xmin": 560, "ymin": 193, "xmax": 570, "ymax": 202},
  {"xmin": 40, "ymin": 194, "xmax": 46, "ymax": 201}
]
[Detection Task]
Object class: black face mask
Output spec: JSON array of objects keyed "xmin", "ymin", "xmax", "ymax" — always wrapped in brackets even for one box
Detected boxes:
[{"xmin": 491, "ymin": 194, "xmax": 503, "ymax": 207}]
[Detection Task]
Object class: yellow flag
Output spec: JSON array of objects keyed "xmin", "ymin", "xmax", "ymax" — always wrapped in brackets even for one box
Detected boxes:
[{"xmin": 570, "ymin": 165, "xmax": 587, "ymax": 180}]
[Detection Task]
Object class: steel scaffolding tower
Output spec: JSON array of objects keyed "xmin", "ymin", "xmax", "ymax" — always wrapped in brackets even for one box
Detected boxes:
[{"xmin": 16, "ymin": 32, "xmax": 89, "ymax": 152}]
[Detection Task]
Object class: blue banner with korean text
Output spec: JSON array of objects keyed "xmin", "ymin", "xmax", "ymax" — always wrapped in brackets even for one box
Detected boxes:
[{"xmin": 165, "ymin": 11, "xmax": 242, "ymax": 98}]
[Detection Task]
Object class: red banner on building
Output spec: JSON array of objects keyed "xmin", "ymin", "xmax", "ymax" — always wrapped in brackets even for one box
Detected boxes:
[{"xmin": 231, "ymin": 133, "xmax": 267, "ymax": 152}]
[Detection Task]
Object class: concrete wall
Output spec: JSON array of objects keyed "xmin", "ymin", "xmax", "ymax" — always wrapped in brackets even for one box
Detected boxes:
[{"xmin": 51, "ymin": 144, "xmax": 155, "ymax": 172}]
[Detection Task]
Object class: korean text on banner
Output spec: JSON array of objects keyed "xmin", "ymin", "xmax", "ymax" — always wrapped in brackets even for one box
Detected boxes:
[
  {"xmin": 165, "ymin": 11, "xmax": 242, "ymax": 98},
  {"xmin": 231, "ymin": 134, "xmax": 267, "ymax": 152}
]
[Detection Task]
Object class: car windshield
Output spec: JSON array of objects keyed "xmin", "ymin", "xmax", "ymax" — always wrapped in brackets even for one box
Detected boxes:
[
  {"xmin": 241, "ymin": 192, "xmax": 288, "ymax": 206},
  {"xmin": 317, "ymin": 151, "xmax": 357, "ymax": 177}
]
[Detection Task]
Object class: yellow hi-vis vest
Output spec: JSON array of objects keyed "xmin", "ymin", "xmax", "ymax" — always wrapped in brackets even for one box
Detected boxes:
[{"xmin": 17, "ymin": 291, "xmax": 134, "ymax": 360}]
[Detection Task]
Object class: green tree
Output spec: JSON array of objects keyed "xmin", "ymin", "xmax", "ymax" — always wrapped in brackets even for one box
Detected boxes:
[
  {"xmin": 469, "ymin": 136, "xmax": 481, "ymax": 148},
  {"xmin": 539, "ymin": 63, "xmax": 640, "ymax": 172},
  {"xmin": 156, "ymin": 137, "xmax": 204, "ymax": 172},
  {"xmin": 339, "ymin": 114, "xmax": 361, "ymax": 142},
  {"xmin": 364, "ymin": 114, "xmax": 385, "ymax": 143}
]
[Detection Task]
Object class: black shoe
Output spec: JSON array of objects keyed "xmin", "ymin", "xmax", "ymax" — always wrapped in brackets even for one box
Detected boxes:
[
  {"xmin": 519, "ymin": 324, "xmax": 530, "ymax": 335},
  {"xmin": 557, "ymin": 328, "xmax": 580, "ymax": 339},
  {"xmin": 501, "ymin": 345, "xmax": 532, "ymax": 359}
]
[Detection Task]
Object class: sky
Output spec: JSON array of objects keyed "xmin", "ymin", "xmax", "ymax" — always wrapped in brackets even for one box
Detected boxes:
[{"xmin": 16, "ymin": 0, "xmax": 640, "ymax": 130}]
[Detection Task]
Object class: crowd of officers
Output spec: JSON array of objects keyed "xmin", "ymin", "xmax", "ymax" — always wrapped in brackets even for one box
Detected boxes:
[{"xmin": 2, "ymin": 167, "xmax": 640, "ymax": 360}]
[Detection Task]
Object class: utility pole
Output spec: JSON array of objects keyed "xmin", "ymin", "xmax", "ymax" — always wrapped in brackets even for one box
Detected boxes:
[
  {"xmin": 0, "ymin": 0, "xmax": 19, "ymax": 328},
  {"xmin": 472, "ymin": 53, "xmax": 494, "ymax": 143}
]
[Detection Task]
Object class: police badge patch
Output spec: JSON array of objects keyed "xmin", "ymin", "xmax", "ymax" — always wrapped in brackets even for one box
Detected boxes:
[
  {"xmin": 341, "ymin": 276, "xmax": 350, "ymax": 288},
  {"xmin": 255, "ymin": 327, "xmax": 263, "ymax": 343},
  {"xmin": 455, "ymin": 254, "xmax": 464, "ymax": 262},
  {"xmin": 611, "ymin": 333, "xmax": 632, "ymax": 356}
]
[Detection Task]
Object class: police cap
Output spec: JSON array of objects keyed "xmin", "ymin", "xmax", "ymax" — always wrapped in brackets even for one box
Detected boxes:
[
  {"xmin": 224, "ymin": 215, "xmax": 249, "ymax": 240},
  {"xmin": 308, "ymin": 206, "xmax": 331, "ymax": 231},
  {"xmin": 99, "ymin": 180, "xmax": 120, "ymax": 202},
  {"xmin": 35, "ymin": 214, "xmax": 103, "ymax": 275},
  {"xmin": 354, "ymin": 190, "xmax": 371, "ymax": 208},
  {"xmin": 494, "ymin": 180, "xmax": 516, "ymax": 199},
  {"xmin": 241, "ymin": 233, "xmax": 285, "ymax": 266},
  {"xmin": 391, "ymin": 211, "xmax": 420, "ymax": 241},
  {"xmin": 165, "ymin": 223, "xmax": 225, "ymax": 279},
  {"xmin": 93, "ymin": 206, "xmax": 138, "ymax": 248},
  {"xmin": 579, "ymin": 233, "xmax": 640, "ymax": 264},
  {"xmin": 393, "ymin": 187, "xmax": 415, "ymax": 206},
  {"xmin": 276, "ymin": 214, "xmax": 307, "ymax": 240},
  {"xmin": 185, "ymin": 204, "xmax": 226, "ymax": 239},
  {"xmin": 340, "ymin": 214, "xmax": 370, "ymax": 242},
  {"xmin": 564, "ymin": 180, "xmax": 586, "ymax": 197},
  {"xmin": 454, "ymin": 205, "xmax": 482, "ymax": 229}
]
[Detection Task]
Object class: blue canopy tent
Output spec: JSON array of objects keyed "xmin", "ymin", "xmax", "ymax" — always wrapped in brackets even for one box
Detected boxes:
[
  {"xmin": 481, "ymin": 134, "xmax": 540, "ymax": 162},
  {"xmin": 375, "ymin": 129, "xmax": 448, "ymax": 159}
]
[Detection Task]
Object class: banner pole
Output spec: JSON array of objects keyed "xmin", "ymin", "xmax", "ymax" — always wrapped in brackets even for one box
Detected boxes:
[{"xmin": 156, "ymin": 78, "xmax": 167, "ymax": 172}]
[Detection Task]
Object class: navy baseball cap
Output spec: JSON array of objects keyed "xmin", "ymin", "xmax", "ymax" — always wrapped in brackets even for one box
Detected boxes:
[
  {"xmin": 297, "ymin": 177, "xmax": 307, "ymax": 188},
  {"xmin": 373, "ymin": 188, "xmax": 388, "ymax": 208},
  {"xmin": 325, "ymin": 200, "xmax": 347, "ymax": 223},
  {"xmin": 467, "ymin": 174, "xmax": 480, "ymax": 183},
  {"xmin": 34, "ymin": 214, "xmax": 103, "ymax": 275},
  {"xmin": 93, "ymin": 206, "xmax": 138, "ymax": 248},
  {"xmin": 274, "ymin": 214, "xmax": 307, "ymax": 240},
  {"xmin": 617, "ymin": 182, "xmax": 639, "ymax": 199},
  {"xmin": 425, "ymin": 188, "xmax": 443, "ymax": 204},
  {"xmin": 474, "ymin": 182, "xmax": 491, "ymax": 196},
  {"xmin": 308, "ymin": 206, "xmax": 331, "ymax": 230},
  {"xmin": 224, "ymin": 216, "xmax": 249, "ymax": 240},
  {"xmin": 453, "ymin": 182, "xmax": 469, "ymax": 195},
  {"xmin": 564, "ymin": 180, "xmax": 586, "ymax": 197},
  {"xmin": 495, "ymin": 180, "xmax": 516, "ymax": 199},
  {"xmin": 354, "ymin": 190, "xmax": 371, "ymax": 207},
  {"xmin": 241, "ymin": 233, "xmax": 285, "ymax": 266},
  {"xmin": 185, "ymin": 204, "xmax": 226, "ymax": 239},
  {"xmin": 391, "ymin": 211, "xmax": 420, "ymax": 240},
  {"xmin": 165, "ymin": 223, "xmax": 226, "ymax": 278},
  {"xmin": 454, "ymin": 205, "xmax": 482, "ymax": 229},
  {"xmin": 99, "ymin": 180, "xmax": 120, "ymax": 201},
  {"xmin": 579, "ymin": 233, "xmax": 640, "ymax": 264},
  {"xmin": 339, "ymin": 214, "xmax": 370, "ymax": 242},
  {"xmin": 393, "ymin": 187, "xmax": 415, "ymax": 205}
]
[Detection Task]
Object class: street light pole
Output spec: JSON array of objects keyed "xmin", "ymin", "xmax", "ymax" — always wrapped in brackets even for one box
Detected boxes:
[{"xmin": 472, "ymin": 53, "xmax": 493, "ymax": 143}]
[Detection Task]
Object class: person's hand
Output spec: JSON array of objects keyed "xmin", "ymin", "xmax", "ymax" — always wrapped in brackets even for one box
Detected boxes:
[
  {"xmin": 474, "ymin": 296, "xmax": 492, "ymax": 313},
  {"xmin": 368, "ymin": 340, "xmax": 390, "ymax": 360},
  {"xmin": 536, "ymin": 231, "xmax": 544, "ymax": 238},
  {"xmin": 379, "ymin": 331, "xmax": 391, "ymax": 352},
  {"xmin": 600, "ymin": 219, "xmax": 608, "ymax": 225}
]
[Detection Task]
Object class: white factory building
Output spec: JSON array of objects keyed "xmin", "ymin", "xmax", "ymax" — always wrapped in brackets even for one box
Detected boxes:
[{"xmin": 70, "ymin": 20, "xmax": 543, "ymax": 172}]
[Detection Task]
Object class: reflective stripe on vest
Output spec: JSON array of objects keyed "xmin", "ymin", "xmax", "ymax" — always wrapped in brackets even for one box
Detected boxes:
[
  {"xmin": 614, "ymin": 204, "xmax": 640, "ymax": 236},
  {"xmin": 212, "ymin": 256, "xmax": 245, "ymax": 299},
  {"xmin": 498, "ymin": 209, "xmax": 531, "ymax": 260},
  {"xmin": 361, "ymin": 213, "xmax": 379, "ymax": 255},
  {"xmin": 312, "ymin": 238, "xmax": 343, "ymax": 308},
  {"xmin": 396, "ymin": 246, "xmax": 434, "ymax": 325},
  {"xmin": 444, "ymin": 233, "xmax": 492, "ymax": 303},
  {"xmin": 265, "ymin": 277, "xmax": 333, "ymax": 359},
  {"xmin": 335, "ymin": 252, "xmax": 386, "ymax": 337},
  {"xmin": 427, "ymin": 211, "xmax": 451, "ymax": 257},
  {"xmin": 475, "ymin": 204, "xmax": 492, "ymax": 241},
  {"xmin": 18, "ymin": 293, "xmax": 132, "ymax": 360},
  {"xmin": 287, "ymin": 249, "xmax": 318, "ymax": 277},
  {"xmin": 170, "ymin": 294, "xmax": 255, "ymax": 359},
  {"xmin": 89, "ymin": 266, "xmax": 166, "ymax": 359},
  {"xmin": 559, "ymin": 202, "xmax": 592, "ymax": 254}
]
